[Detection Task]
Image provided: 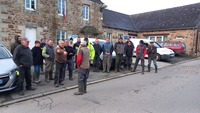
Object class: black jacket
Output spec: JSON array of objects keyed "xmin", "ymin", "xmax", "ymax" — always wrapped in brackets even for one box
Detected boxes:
[
  {"xmin": 124, "ymin": 45, "xmax": 134, "ymax": 57},
  {"xmin": 93, "ymin": 43, "xmax": 102, "ymax": 56},
  {"xmin": 10, "ymin": 35, "xmax": 21, "ymax": 55},
  {"xmin": 32, "ymin": 46, "xmax": 43, "ymax": 65},
  {"xmin": 147, "ymin": 46, "xmax": 157, "ymax": 59},
  {"xmin": 65, "ymin": 46, "xmax": 75, "ymax": 60},
  {"xmin": 13, "ymin": 45, "xmax": 33, "ymax": 68}
]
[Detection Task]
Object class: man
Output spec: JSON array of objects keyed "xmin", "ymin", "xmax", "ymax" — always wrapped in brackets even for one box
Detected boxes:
[
  {"xmin": 64, "ymin": 39, "xmax": 75, "ymax": 80},
  {"xmin": 73, "ymin": 37, "xmax": 81, "ymax": 69},
  {"xmin": 40, "ymin": 37, "xmax": 46, "ymax": 72},
  {"xmin": 124, "ymin": 41, "xmax": 134, "ymax": 70},
  {"xmin": 102, "ymin": 38, "xmax": 113, "ymax": 73},
  {"xmin": 93, "ymin": 38, "xmax": 102, "ymax": 72},
  {"xmin": 69, "ymin": 38, "xmax": 74, "ymax": 47},
  {"xmin": 31, "ymin": 41, "xmax": 43, "ymax": 84},
  {"xmin": 147, "ymin": 41, "xmax": 158, "ymax": 73},
  {"xmin": 13, "ymin": 37, "xmax": 35, "ymax": 95},
  {"xmin": 124, "ymin": 38, "xmax": 134, "ymax": 69},
  {"xmin": 84, "ymin": 38, "xmax": 95, "ymax": 63},
  {"xmin": 54, "ymin": 40, "xmax": 67, "ymax": 87},
  {"xmin": 132, "ymin": 40, "xmax": 147, "ymax": 74},
  {"xmin": 114, "ymin": 37, "xmax": 125, "ymax": 72},
  {"xmin": 11, "ymin": 35, "xmax": 21, "ymax": 55},
  {"xmin": 42, "ymin": 39, "xmax": 55, "ymax": 83},
  {"xmin": 74, "ymin": 41, "xmax": 90, "ymax": 95}
]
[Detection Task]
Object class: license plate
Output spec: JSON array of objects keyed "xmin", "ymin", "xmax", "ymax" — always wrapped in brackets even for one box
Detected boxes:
[{"xmin": 0, "ymin": 79, "xmax": 3, "ymax": 84}]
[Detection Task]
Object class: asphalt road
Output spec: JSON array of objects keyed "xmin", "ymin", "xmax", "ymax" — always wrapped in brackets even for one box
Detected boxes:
[{"xmin": 1, "ymin": 58, "xmax": 200, "ymax": 113}]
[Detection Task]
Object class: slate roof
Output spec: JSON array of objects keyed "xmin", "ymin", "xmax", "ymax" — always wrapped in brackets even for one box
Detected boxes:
[
  {"xmin": 102, "ymin": 9, "xmax": 137, "ymax": 31},
  {"xmin": 90, "ymin": 0, "xmax": 103, "ymax": 4},
  {"xmin": 103, "ymin": 3, "xmax": 200, "ymax": 32}
]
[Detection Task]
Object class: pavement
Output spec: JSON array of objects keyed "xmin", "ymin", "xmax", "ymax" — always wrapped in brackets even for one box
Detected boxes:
[{"xmin": 0, "ymin": 57, "xmax": 197, "ymax": 107}]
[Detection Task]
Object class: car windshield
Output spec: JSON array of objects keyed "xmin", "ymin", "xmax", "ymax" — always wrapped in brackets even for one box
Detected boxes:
[
  {"xmin": 153, "ymin": 42, "xmax": 162, "ymax": 48},
  {"xmin": 0, "ymin": 46, "xmax": 11, "ymax": 59}
]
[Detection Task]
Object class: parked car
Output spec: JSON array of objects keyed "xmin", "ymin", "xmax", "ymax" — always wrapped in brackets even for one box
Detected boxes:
[
  {"xmin": 73, "ymin": 38, "xmax": 117, "ymax": 69},
  {"xmin": 0, "ymin": 44, "xmax": 17, "ymax": 92},
  {"xmin": 159, "ymin": 41, "xmax": 186, "ymax": 55},
  {"xmin": 130, "ymin": 39, "xmax": 175, "ymax": 60}
]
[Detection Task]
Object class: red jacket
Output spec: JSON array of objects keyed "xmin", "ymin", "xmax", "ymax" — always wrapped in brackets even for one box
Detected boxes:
[{"xmin": 136, "ymin": 44, "xmax": 147, "ymax": 57}]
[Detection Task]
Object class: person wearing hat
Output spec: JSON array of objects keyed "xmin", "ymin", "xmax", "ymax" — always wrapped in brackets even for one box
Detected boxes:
[
  {"xmin": 132, "ymin": 40, "xmax": 147, "ymax": 74},
  {"xmin": 40, "ymin": 37, "xmax": 46, "ymax": 72},
  {"xmin": 74, "ymin": 41, "xmax": 90, "ymax": 95},
  {"xmin": 147, "ymin": 41, "xmax": 158, "ymax": 73},
  {"xmin": 69, "ymin": 38, "xmax": 74, "ymax": 47},
  {"xmin": 10, "ymin": 35, "xmax": 22, "ymax": 55},
  {"xmin": 13, "ymin": 37, "xmax": 36, "ymax": 95},
  {"xmin": 114, "ymin": 37, "xmax": 125, "ymax": 72},
  {"xmin": 84, "ymin": 37, "xmax": 95, "ymax": 63}
]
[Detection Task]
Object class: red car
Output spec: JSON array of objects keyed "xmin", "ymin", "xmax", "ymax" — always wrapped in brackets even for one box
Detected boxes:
[{"xmin": 159, "ymin": 41, "xmax": 186, "ymax": 55}]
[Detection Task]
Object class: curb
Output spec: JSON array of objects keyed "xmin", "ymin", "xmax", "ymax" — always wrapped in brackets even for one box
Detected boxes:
[{"xmin": 0, "ymin": 57, "xmax": 199, "ymax": 107}]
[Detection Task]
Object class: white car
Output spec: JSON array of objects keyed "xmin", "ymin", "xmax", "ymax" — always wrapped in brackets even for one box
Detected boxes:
[
  {"xmin": 130, "ymin": 39, "xmax": 175, "ymax": 60},
  {"xmin": 73, "ymin": 38, "xmax": 117, "ymax": 69}
]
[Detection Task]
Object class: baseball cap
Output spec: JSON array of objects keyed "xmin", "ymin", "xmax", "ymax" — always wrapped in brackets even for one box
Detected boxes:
[{"xmin": 80, "ymin": 41, "xmax": 87, "ymax": 46}]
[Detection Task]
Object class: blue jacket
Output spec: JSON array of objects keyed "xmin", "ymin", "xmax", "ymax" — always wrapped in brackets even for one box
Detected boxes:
[{"xmin": 102, "ymin": 42, "xmax": 113, "ymax": 55}]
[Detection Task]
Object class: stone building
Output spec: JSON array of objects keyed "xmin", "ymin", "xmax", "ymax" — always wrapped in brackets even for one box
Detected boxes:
[
  {"xmin": 0, "ymin": 0, "xmax": 104, "ymax": 49},
  {"xmin": 102, "ymin": 3, "xmax": 200, "ymax": 55}
]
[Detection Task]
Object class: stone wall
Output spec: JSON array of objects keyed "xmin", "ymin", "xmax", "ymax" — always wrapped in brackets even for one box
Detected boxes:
[
  {"xmin": 137, "ymin": 29, "xmax": 198, "ymax": 55},
  {"xmin": 0, "ymin": 0, "xmax": 103, "ymax": 49}
]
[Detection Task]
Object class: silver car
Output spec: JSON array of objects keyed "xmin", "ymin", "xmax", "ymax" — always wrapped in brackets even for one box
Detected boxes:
[{"xmin": 0, "ymin": 44, "xmax": 17, "ymax": 92}]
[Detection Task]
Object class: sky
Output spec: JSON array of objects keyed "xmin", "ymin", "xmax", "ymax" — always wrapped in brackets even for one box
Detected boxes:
[{"xmin": 100, "ymin": 0, "xmax": 200, "ymax": 15}]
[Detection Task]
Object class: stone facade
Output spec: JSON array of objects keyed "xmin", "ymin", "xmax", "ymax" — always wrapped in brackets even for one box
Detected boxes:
[
  {"xmin": 137, "ymin": 29, "xmax": 198, "ymax": 55},
  {"xmin": 0, "ymin": 0, "xmax": 103, "ymax": 49}
]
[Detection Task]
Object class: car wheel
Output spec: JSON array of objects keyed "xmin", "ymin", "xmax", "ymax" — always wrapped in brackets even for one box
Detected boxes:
[{"xmin": 156, "ymin": 54, "xmax": 161, "ymax": 61}]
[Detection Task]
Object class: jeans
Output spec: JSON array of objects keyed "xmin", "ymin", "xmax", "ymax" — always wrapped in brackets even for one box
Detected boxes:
[
  {"xmin": 148, "ymin": 57, "xmax": 157, "ymax": 68},
  {"xmin": 125, "ymin": 56, "xmax": 132, "ymax": 68},
  {"xmin": 115, "ymin": 54, "xmax": 123, "ymax": 71},
  {"xmin": 66, "ymin": 59, "xmax": 74, "ymax": 79},
  {"xmin": 17, "ymin": 67, "xmax": 32, "ymax": 91},
  {"xmin": 93, "ymin": 55, "xmax": 100, "ymax": 70},
  {"xmin": 103, "ymin": 54, "xmax": 112, "ymax": 72},
  {"xmin": 54, "ymin": 62, "xmax": 65, "ymax": 85},
  {"xmin": 34, "ymin": 65, "xmax": 40, "ymax": 74}
]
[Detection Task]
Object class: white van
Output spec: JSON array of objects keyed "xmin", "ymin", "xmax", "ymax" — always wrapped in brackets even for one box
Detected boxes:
[{"xmin": 130, "ymin": 39, "xmax": 175, "ymax": 60}]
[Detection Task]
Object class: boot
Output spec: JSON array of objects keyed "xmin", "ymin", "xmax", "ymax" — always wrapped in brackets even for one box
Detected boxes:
[
  {"xmin": 45, "ymin": 72, "xmax": 49, "ymax": 83},
  {"xmin": 155, "ymin": 67, "xmax": 158, "ymax": 73},
  {"xmin": 74, "ymin": 82, "xmax": 84, "ymax": 95},
  {"xmin": 83, "ymin": 82, "xmax": 87, "ymax": 93},
  {"xmin": 131, "ymin": 65, "xmax": 137, "ymax": 72},
  {"xmin": 142, "ymin": 66, "xmax": 144, "ymax": 75},
  {"xmin": 35, "ymin": 73, "xmax": 40, "ymax": 84},
  {"xmin": 147, "ymin": 67, "xmax": 150, "ymax": 72},
  {"xmin": 32, "ymin": 73, "xmax": 37, "ymax": 83},
  {"xmin": 49, "ymin": 71, "xmax": 54, "ymax": 80}
]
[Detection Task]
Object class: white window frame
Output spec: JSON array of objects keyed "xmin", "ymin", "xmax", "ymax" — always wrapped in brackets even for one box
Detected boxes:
[
  {"xmin": 176, "ymin": 36, "xmax": 183, "ymax": 39},
  {"xmin": 147, "ymin": 36, "xmax": 165, "ymax": 42},
  {"xmin": 25, "ymin": 0, "xmax": 36, "ymax": 10},
  {"xmin": 57, "ymin": 30, "xmax": 66, "ymax": 44},
  {"xmin": 82, "ymin": 5, "xmax": 89, "ymax": 21},
  {"xmin": 107, "ymin": 33, "xmax": 112, "ymax": 41},
  {"xmin": 58, "ymin": 0, "xmax": 66, "ymax": 16}
]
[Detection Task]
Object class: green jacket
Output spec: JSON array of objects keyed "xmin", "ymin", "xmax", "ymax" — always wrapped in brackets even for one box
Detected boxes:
[{"xmin": 87, "ymin": 42, "xmax": 95, "ymax": 60}]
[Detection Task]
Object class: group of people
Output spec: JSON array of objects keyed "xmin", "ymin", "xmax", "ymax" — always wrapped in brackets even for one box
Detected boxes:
[{"xmin": 10, "ymin": 35, "xmax": 158, "ymax": 96}]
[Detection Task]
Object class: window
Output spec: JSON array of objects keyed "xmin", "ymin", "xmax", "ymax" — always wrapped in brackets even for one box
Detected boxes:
[
  {"xmin": 176, "ymin": 36, "xmax": 183, "ymax": 39},
  {"xmin": 82, "ymin": 5, "xmax": 89, "ymax": 20},
  {"xmin": 25, "ymin": 0, "xmax": 36, "ymax": 10},
  {"xmin": 147, "ymin": 36, "xmax": 168, "ymax": 42},
  {"xmin": 118, "ymin": 34, "xmax": 123, "ymax": 39},
  {"xmin": 57, "ymin": 30, "xmax": 66, "ymax": 44},
  {"xmin": 107, "ymin": 33, "xmax": 112, "ymax": 41},
  {"xmin": 58, "ymin": 0, "xmax": 66, "ymax": 15}
]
